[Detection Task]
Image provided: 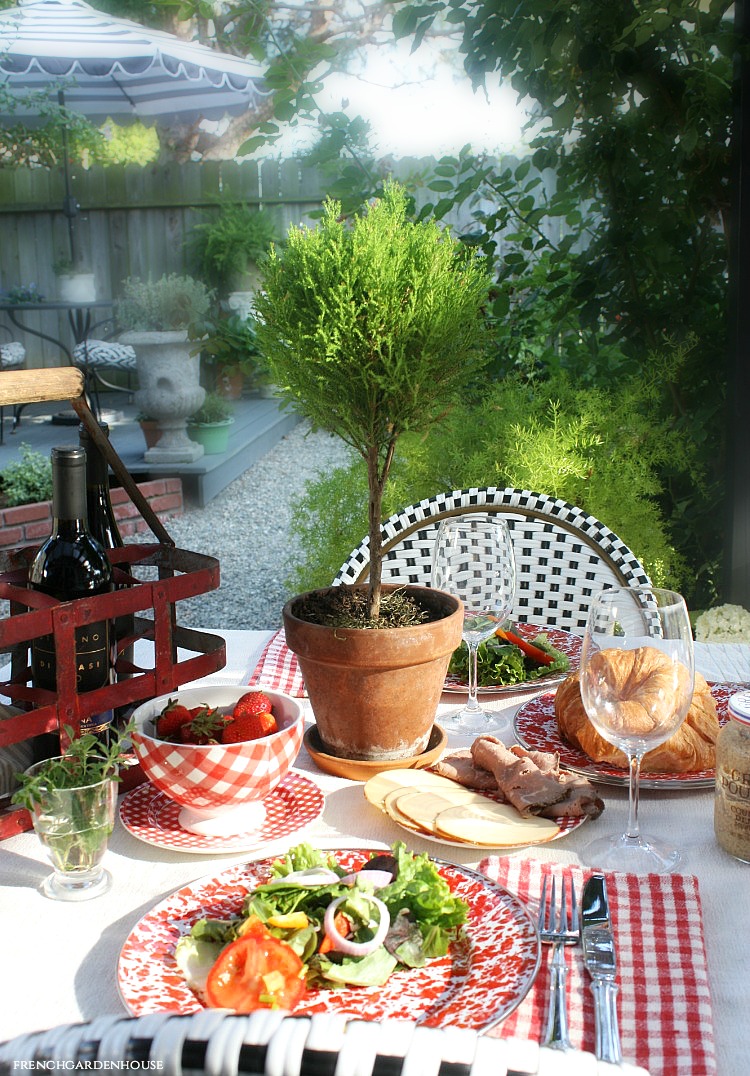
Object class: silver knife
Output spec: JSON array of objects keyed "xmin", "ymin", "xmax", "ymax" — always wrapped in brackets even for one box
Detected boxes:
[{"xmin": 581, "ymin": 873, "xmax": 623, "ymax": 1064}]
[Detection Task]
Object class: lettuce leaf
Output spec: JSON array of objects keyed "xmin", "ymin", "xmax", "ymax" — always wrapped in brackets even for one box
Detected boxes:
[
  {"xmin": 448, "ymin": 632, "xmax": 569, "ymax": 686},
  {"xmin": 174, "ymin": 936, "xmax": 223, "ymax": 993},
  {"xmin": 377, "ymin": 842, "xmax": 467, "ymax": 955},
  {"xmin": 314, "ymin": 946, "xmax": 398, "ymax": 987}
]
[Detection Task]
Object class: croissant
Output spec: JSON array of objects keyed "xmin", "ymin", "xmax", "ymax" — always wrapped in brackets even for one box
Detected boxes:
[{"xmin": 554, "ymin": 648, "xmax": 719, "ymax": 773}]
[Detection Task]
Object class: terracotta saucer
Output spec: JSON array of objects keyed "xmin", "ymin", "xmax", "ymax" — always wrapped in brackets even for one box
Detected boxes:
[{"xmin": 303, "ymin": 723, "xmax": 447, "ymax": 781}]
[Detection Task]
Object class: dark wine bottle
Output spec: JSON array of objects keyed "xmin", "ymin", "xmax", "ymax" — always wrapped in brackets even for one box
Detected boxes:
[
  {"xmin": 79, "ymin": 422, "xmax": 124, "ymax": 551},
  {"xmin": 29, "ymin": 445, "xmax": 115, "ymax": 749},
  {"xmin": 78, "ymin": 422, "xmax": 135, "ymax": 725}
]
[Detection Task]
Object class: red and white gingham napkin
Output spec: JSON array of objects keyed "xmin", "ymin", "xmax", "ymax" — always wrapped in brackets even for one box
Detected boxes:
[
  {"xmin": 247, "ymin": 628, "xmax": 305, "ymax": 697},
  {"xmin": 480, "ymin": 857, "xmax": 716, "ymax": 1076}
]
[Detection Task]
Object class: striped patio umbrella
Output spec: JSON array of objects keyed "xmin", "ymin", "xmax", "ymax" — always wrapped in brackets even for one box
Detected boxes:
[{"xmin": 0, "ymin": 0, "xmax": 268, "ymax": 259}]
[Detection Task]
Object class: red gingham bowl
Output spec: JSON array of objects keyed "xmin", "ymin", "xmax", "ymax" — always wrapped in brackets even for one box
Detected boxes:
[{"xmin": 130, "ymin": 686, "xmax": 304, "ymax": 819}]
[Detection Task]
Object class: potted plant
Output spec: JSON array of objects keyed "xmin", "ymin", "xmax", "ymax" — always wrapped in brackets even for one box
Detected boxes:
[
  {"xmin": 200, "ymin": 309, "xmax": 268, "ymax": 399},
  {"xmin": 118, "ymin": 274, "xmax": 214, "ymax": 463},
  {"xmin": 255, "ymin": 181, "xmax": 491, "ymax": 762},
  {"xmin": 134, "ymin": 411, "xmax": 161, "ymax": 450},
  {"xmin": 187, "ymin": 391, "xmax": 234, "ymax": 454},
  {"xmin": 53, "ymin": 256, "xmax": 97, "ymax": 302},
  {"xmin": 191, "ymin": 204, "xmax": 280, "ymax": 294},
  {"xmin": 12, "ymin": 723, "xmax": 133, "ymax": 901}
]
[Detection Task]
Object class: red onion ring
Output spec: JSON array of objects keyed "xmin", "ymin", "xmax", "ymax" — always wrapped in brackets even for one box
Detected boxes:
[
  {"xmin": 322, "ymin": 894, "xmax": 390, "ymax": 956},
  {"xmin": 339, "ymin": 870, "xmax": 393, "ymax": 889}
]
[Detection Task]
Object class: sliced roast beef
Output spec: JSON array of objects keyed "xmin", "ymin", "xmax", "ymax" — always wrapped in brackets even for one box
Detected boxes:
[
  {"xmin": 471, "ymin": 736, "xmax": 568, "ymax": 815},
  {"xmin": 432, "ymin": 750, "xmax": 499, "ymax": 791},
  {"xmin": 433, "ymin": 736, "xmax": 604, "ymax": 819}
]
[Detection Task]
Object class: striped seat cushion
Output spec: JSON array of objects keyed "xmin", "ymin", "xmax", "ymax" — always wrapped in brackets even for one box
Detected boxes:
[
  {"xmin": 73, "ymin": 340, "xmax": 136, "ymax": 370},
  {"xmin": 0, "ymin": 342, "xmax": 25, "ymax": 368}
]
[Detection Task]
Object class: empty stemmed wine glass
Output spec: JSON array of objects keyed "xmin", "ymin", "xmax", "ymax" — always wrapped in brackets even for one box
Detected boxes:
[
  {"xmin": 431, "ymin": 514, "xmax": 516, "ymax": 733},
  {"xmin": 580, "ymin": 585, "xmax": 695, "ymax": 874}
]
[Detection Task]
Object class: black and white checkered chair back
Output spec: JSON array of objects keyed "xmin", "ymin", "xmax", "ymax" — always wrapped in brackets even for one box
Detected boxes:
[
  {"xmin": 333, "ymin": 487, "xmax": 651, "ymax": 634},
  {"xmin": 0, "ymin": 1011, "xmax": 649, "ymax": 1074}
]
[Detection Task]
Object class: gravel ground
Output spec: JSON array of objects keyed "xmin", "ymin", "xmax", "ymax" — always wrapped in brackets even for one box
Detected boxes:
[{"xmin": 155, "ymin": 422, "xmax": 352, "ymax": 631}]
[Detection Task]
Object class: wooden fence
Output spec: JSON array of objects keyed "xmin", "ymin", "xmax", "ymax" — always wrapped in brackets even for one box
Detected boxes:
[
  {"xmin": 0, "ymin": 155, "xmax": 548, "ymax": 366},
  {"xmin": 0, "ymin": 158, "xmax": 330, "ymax": 365}
]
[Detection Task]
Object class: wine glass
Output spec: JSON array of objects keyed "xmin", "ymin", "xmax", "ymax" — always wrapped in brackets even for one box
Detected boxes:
[
  {"xmin": 580, "ymin": 585, "xmax": 694, "ymax": 874},
  {"xmin": 431, "ymin": 514, "xmax": 516, "ymax": 733}
]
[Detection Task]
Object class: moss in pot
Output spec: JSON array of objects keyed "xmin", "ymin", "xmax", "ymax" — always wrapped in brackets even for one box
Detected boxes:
[{"xmin": 255, "ymin": 181, "xmax": 492, "ymax": 762}]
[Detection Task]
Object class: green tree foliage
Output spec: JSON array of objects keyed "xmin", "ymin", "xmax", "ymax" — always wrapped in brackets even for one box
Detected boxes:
[
  {"xmin": 388, "ymin": 0, "xmax": 735, "ymax": 605},
  {"xmin": 256, "ymin": 180, "xmax": 491, "ymax": 618},
  {"xmin": 289, "ymin": 358, "xmax": 695, "ymax": 599}
]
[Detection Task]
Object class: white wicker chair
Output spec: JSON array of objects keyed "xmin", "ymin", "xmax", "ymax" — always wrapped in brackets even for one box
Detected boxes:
[{"xmin": 333, "ymin": 487, "xmax": 651, "ymax": 634}]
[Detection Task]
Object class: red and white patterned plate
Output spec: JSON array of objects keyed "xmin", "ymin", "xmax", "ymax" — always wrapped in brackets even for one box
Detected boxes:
[
  {"xmin": 117, "ymin": 850, "xmax": 540, "ymax": 1029},
  {"xmin": 513, "ymin": 682, "xmax": 741, "ymax": 790},
  {"xmin": 444, "ymin": 623, "xmax": 583, "ymax": 696},
  {"xmin": 119, "ymin": 773, "xmax": 325, "ymax": 854}
]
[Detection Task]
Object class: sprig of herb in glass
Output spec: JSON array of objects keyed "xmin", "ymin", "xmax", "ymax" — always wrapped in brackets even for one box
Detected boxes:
[{"xmin": 12, "ymin": 721, "xmax": 134, "ymax": 811}]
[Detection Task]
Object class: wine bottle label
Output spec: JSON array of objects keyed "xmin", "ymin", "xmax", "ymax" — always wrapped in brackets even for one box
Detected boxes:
[
  {"xmin": 32, "ymin": 621, "xmax": 111, "ymax": 693},
  {"xmin": 81, "ymin": 710, "xmax": 114, "ymax": 736}
]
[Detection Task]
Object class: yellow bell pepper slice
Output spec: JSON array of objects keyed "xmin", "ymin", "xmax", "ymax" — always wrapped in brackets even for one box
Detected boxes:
[{"xmin": 265, "ymin": 912, "xmax": 309, "ymax": 930}]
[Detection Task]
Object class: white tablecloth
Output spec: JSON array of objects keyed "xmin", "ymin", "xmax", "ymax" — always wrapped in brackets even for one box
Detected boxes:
[{"xmin": 1, "ymin": 630, "xmax": 748, "ymax": 1076}]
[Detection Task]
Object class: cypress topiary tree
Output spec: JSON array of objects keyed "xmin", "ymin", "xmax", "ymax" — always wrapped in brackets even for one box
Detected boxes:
[{"xmin": 255, "ymin": 179, "xmax": 491, "ymax": 622}]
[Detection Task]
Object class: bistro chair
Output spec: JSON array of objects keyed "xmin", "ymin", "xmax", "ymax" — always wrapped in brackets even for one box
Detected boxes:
[
  {"xmin": 0, "ymin": 333, "xmax": 25, "ymax": 443},
  {"xmin": 0, "ymin": 1010, "xmax": 634, "ymax": 1074},
  {"xmin": 72, "ymin": 338, "xmax": 137, "ymax": 418},
  {"xmin": 333, "ymin": 486, "xmax": 651, "ymax": 634}
]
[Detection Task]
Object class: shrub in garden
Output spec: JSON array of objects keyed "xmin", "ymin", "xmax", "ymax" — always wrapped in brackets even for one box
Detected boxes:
[
  {"xmin": 0, "ymin": 444, "xmax": 52, "ymax": 507},
  {"xmin": 288, "ymin": 366, "xmax": 693, "ymax": 601}
]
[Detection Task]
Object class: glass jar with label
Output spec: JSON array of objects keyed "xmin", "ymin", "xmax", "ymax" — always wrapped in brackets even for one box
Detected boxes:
[{"xmin": 714, "ymin": 690, "xmax": 750, "ymax": 862}]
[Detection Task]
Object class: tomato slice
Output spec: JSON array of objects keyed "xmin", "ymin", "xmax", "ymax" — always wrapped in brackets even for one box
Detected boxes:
[{"xmin": 204, "ymin": 924, "xmax": 306, "ymax": 1012}]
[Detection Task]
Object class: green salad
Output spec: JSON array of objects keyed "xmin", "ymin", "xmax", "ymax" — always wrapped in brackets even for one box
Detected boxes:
[
  {"xmin": 448, "ymin": 629, "xmax": 570, "ymax": 688},
  {"xmin": 175, "ymin": 841, "xmax": 469, "ymax": 1006}
]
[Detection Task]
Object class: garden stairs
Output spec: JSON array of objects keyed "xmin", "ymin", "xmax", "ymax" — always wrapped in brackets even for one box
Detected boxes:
[{"xmin": 0, "ymin": 393, "xmax": 298, "ymax": 510}]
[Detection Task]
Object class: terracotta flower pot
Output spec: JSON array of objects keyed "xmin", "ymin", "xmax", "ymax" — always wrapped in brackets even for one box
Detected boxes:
[
  {"xmin": 138, "ymin": 418, "xmax": 161, "ymax": 449},
  {"xmin": 215, "ymin": 366, "xmax": 244, "ymax": 399},
  {"xmin": 282, "ymin": 583, "xmax": 463, "ymax": 762}
]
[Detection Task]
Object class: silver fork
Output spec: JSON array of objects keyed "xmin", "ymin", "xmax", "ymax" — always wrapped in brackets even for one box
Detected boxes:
[{"xmin": 537, "ymin": 873, "xmax": 580, "ymax": 1051}]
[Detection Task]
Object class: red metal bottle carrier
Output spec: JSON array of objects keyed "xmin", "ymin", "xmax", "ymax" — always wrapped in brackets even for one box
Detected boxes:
[{"xmin": 0, "ymin": 368, "xmax": 227, "ymax": 838}]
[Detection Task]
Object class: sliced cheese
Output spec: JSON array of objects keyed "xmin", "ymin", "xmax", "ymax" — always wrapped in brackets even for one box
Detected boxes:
[
  {"xmin": 435, "ymin": 801, "xmax": 560, "ymax": 846},
  {"xmin": 382, "ymin": 789, "xmax": 430, "ymax": 834},
  {"xmin": 390, "ymin": 787, "xmax": 493, "ymax": 834},
  {"xmin": 363, "ymin": 768, "xmax": 460, "ymax": 811}
]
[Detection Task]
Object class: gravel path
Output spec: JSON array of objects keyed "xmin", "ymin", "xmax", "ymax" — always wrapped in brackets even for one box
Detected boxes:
[{"xmin": 157, "ymin": 422, "xmax": 351, "ymax": 631}]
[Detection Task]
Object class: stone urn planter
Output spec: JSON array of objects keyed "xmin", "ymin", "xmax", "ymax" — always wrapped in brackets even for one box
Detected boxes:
[
  {"xmin": 122, "ymin": 330, "xmax": 206, "ymax": 463},
  {"xmin": 282, "ymin": 584, "xmax": 463, "ymax": 762}
]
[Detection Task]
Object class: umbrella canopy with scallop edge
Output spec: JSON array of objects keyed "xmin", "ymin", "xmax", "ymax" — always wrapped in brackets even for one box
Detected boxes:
[{"xmin": 0, "ymin": 0, "xmax": 269, "ymax": 259}]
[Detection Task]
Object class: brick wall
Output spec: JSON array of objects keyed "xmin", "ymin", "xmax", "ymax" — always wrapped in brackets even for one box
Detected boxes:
[{"xmin": 0, "ymin": 477, "xmax": 184, "ymax": 547}]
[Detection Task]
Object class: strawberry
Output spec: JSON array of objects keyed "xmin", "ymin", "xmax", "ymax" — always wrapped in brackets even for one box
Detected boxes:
[
  {"xmin": 221, "ymin": 711, "xmax": 278, "ymax": 744},
  {"xmin": 178, "ymin": 704, "xmax": 231, "ymax": 745},
  {"xmin": 155, "ymin": 698, "xmax": 192, "ymax": 741},
  {"xmin": 232, "ymin": 692, "xmax": 273, "ymax": 720}
]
